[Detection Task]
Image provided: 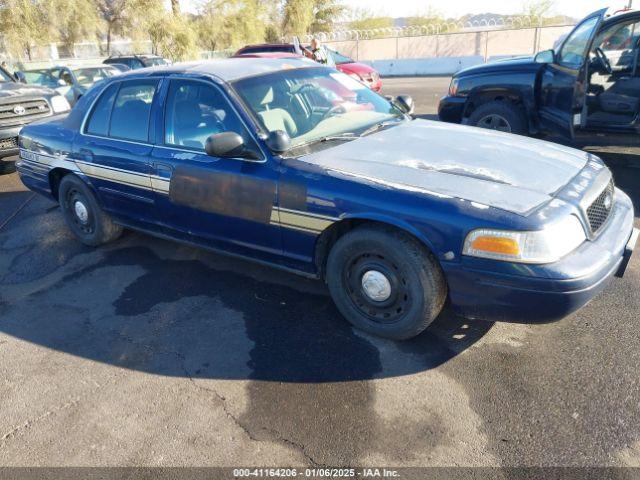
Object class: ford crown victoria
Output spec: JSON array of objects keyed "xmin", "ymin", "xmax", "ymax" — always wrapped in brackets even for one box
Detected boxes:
[{"xmin": 16, "ymin": 58, "xmax": 638, "ymax": 339}]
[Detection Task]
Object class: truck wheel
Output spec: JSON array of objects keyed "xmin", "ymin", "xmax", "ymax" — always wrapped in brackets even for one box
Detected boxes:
[
  {"xmin": 58, "ymin": 174, "xmax": 123, "ymax": 247},
  {"xmin": 326, "ymin": 225, "xmax": 447, "ymax": 340},
  {"xmin": 468, "ymin": 101, "xmax": 527, "ymax": 135}
]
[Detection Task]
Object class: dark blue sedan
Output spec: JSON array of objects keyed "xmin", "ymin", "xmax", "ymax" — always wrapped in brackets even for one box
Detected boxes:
[{"xmin": 16, "ymin": 58, "xmax": 638, "ymax": 339}]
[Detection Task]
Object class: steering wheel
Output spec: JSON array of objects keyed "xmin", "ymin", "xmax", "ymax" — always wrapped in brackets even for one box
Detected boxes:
[
  {"xmin": 594, "ymin": 47, "xmax": 613, "ymax": 74},
  {"xmin": 320, "ymin": 104, "xmax": 345, "ymax": 121}
]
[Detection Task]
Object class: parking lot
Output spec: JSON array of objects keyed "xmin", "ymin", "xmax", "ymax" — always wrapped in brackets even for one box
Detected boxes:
[{"xmin": 1, "ymin": 76, "xmax": 639, "ymax": 468}]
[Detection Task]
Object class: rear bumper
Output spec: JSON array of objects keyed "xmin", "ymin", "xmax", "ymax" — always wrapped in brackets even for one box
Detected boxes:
[
  {"xmin": 438, "ymin": 95, "xmax": 466, "ymax": 124},
  {"xmin": 443, "ymin": 189, "xmax": 637, "ymax": 323}
]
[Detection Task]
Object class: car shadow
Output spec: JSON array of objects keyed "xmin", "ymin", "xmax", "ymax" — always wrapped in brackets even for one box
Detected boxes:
[{"xmin": 0, "ymin": 194, "xmax": 493, "ymax": 384}]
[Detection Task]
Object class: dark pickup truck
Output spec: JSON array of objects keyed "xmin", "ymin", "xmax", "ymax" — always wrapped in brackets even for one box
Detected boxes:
[
  {"xmin": 439, "ymin": 8, "xmax": 640, "ymax": 143},
  {"xmin": 1, "ymin": 65, "xmax": 71, "ymax": 164}
]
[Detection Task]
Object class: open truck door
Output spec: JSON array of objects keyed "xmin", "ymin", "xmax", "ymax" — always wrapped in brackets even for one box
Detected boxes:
[{"xmin": 537, "ymin": 8, "xmax": 608, "ymax": 139}]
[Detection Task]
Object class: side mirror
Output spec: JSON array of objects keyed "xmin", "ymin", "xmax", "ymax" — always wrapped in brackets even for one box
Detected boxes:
[
  {"xmin": 205, "ymin": 132, "xmax": 260, "ymax": 160},
  {"xmin": 265, "ymin": 130, "xmax": 291, "ymax": 154},
  {"xmin": 535, "ymin": 49, "xmax": 555, "ymax": 64},
  {"xmin": 395, "ymin": 95, "xmax": 414, "ymax": 115},
  {"xmin": 14, "ymin": 72, "xmax": 26, "ymax": 83}
]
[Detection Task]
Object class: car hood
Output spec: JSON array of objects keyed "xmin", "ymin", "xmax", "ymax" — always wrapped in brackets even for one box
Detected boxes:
[
  {"xmin": 0, "ymin": 81, "xmax": 56, "ymax": 101},
  {"xmin": 301, "ymin": 120, "xmax": 589, "ymax": 215},
  {"xmin": 337, "ymin": 62, "xmax": 376, "ymax": 75},
  {"xmin": 456, "ymin": 56, "xmax": 541, "ymax": 77}
]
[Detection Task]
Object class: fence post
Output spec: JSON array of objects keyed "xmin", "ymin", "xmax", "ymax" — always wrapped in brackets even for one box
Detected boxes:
[{"xmin": 483, "ymin": 31, "xmax": 489, "ymax": 62}]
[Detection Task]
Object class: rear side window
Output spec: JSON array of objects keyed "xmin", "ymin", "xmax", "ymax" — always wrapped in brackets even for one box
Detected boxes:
[
  {"xmin": 85, "ymin": 79, "xmax": 158, "ymax": 142},
  {"xmin": 86, "ymin": 83, "xmax": 118, "ymax": 136}
]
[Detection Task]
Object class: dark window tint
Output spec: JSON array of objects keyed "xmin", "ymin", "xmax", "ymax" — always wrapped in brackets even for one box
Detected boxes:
[
  {"xmin": 240, "ymin": 45, "xmax": 295, "ymax": 54},
  {"xmin": 109, "ymin": 80, "xmax": 158, "ymax": 142},
  {"xmin": 86, "ymin": 83, "xmax": 119, "ymax": 136},
  {"xmin": 164, "ymin": 80, "xmax": 251, "ymax": 151}
]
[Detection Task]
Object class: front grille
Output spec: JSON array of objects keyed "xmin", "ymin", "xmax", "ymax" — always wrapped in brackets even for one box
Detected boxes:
[
  {"xmin": 0, "ymin": 136, "xmax": 18, "ymax": 151},
  {"xmin": 0, "ymin": 99, "xmax": 50, "ymax": 126},
  {"xmin": 586, "ymin": 180, "xmax": 615, "ymax": 234}
]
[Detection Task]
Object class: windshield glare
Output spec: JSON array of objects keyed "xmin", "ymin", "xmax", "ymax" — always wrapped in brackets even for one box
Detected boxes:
[
  {"xmin": 73, "ymin": 67, "xmax": 117, "ymax": 86},
  {"xmin": 233, "ymin": 67, "xmax": 403, "ymax": 148},
  {"xmin": 0, "ymin": 68, "xmax": 14, "ymax": 82}
]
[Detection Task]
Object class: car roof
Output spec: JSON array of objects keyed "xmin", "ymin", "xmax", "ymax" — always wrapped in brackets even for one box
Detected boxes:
[
  {"xmin": 120, "ymin": 57, "xmax": 321, "ymax": 82},
  {"xmin": 234, "ymin": 52, "xmax": 302, "ymax": 59}
]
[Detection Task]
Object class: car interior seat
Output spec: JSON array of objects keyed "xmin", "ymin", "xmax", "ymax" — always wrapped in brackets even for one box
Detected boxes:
[
  {"xmin": 110, "ymin": 99, "xmax": 150, "ymax": 140},
  {"xmin": 245, "ymin": 84, "xmax": 298, "ymax": 137}
]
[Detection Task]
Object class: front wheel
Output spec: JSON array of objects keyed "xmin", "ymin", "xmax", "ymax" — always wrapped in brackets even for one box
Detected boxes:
[
  {"xmin": 326, "ymin": 225, "xmax": 447, "ymax": 340},
  {"xmin": 468, "ymin": 101, "xmax": 527, "ymax": 135}
]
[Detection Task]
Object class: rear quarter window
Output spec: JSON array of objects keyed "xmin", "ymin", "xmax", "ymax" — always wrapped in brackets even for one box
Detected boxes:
[{"xmin": 84, "ymin": 79, "xmax": 158, "ymax": 142}]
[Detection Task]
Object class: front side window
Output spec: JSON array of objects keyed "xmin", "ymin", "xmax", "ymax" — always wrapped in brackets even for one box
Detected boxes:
[
  {"xmin": 164, "ymin": 80, "xmax": 252, "ymax": 151},
  {"xmin": 233, "ymin": 67, "xmax": 403, "ymax": 149},
  {"xmin": 592, "ymin": 19, "xmax": 640, "ymax": 70},
  {"xmin": 85, "ymin": 80, "xmax": 158, "ymax": 141},
  {"xmin": 558, "ymin": 15, "xmax": 601, "ymax": 69}
]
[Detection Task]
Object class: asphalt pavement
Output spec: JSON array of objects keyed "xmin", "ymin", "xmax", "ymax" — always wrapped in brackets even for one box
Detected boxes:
[{"xmin": 0, "ymin": 77, "xmax": 639, "ymax": 470}]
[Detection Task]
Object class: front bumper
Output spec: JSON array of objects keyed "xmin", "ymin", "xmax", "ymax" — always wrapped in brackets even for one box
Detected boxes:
[
  {"xmin": 438, "ymin": 95, "xmax": 466, "ymax": 124},
  {"xmin": 442, "ymin": 189, "xmax": 637, "ymax": 323},
  {"xmin": 0, "ymin": 125, "xmax": 22, "ymax": 159}
]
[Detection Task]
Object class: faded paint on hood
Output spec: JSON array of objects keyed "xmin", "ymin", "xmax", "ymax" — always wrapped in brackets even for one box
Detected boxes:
[
  {"xmin": 0, "ymin": 81, "xmax": 57, "ymax": 101},
  {"xmin": 301, "ymin": 119, "xmax": 589, "ymax": 215}
]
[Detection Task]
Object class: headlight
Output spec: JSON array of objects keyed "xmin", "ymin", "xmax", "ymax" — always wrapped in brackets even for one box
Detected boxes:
[
  {"xmin": 50, "ymin": 95, "xmax": 70, "ymax": 113},
  {"xmin": 448, "ymin": 78, "xmax": 460, "ymax": 96},
  {"xmin": 462, "ymin": 215, "xmax": 586, "ymax": 264}
]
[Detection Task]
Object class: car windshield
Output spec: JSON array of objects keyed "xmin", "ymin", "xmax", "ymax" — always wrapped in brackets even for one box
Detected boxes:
[
  {"xmin": 22, "ymin": 70, "xmax": 59, "ymax": 87},
  {"xmin": 232, "ymin": 67, "xmax": 403, "ymax": 149},
  {"xmin": 72, "ymin": 67, "xmax": 118, "ymax": 87},
  {"xmin": 329, "ymin": 49, "xmax": 353, "ymax": 64},
  {"xmin": 144, "ymin": 57, "xmax": 168, "ymax": 66}
]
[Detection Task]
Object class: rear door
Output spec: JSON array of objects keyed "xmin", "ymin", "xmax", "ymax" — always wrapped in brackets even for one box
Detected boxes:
[
  {"xmin": 72, "ymin": 78, "xmax": 160, "ymax": 222},
  {"xmin": 538, "ymin": 9, "xmax": 607, "ymax": 138}
]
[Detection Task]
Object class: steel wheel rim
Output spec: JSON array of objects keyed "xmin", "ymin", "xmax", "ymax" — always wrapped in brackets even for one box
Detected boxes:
[
  {"xmin": 65, "ymin": 188, "xmax": 94, "ymax": 235},
  {"xmin": 343, "ymin": 252, "xmax": 410, "ymax": 324},
  {"xmin": 477, "ymin": 114, "xmax": 512, "ymax": 132}
]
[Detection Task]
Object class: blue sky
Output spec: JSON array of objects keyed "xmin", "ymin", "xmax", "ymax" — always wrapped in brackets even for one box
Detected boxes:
[{"xmin": 176, "ymin": 1, "xmax": 630, "ymax": 18}]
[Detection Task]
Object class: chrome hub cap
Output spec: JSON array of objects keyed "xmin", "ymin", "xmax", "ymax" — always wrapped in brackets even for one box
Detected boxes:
[
  {"xmin": 361, "ymin": 270, "xmax": 392, "ymax": 302},
  {"xmin": 477, "ymin": 114, "xmax": 511, "ymax": 132},
  {"xmin": 73, "ymin": 200, "xmax": 89, "ymax": 224}
]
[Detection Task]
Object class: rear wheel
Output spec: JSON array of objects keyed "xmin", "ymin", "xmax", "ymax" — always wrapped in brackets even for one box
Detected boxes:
[
  {"xmin": 468, "ymin": 101, "xmax": 527, "ymax": 135},
  {"xmin": 58, "ymin": 174, "xmax": 123, "ymax": 246},
  {"xmin": 326, "ymin": 225, "xmax": 447, "ymax": 340}
]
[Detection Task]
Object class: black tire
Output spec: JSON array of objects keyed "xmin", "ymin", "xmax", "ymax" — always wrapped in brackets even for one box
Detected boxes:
[
  {"xmin": 468, "ymin": 100, "xmax": 527, "ymax": 135},
  {"xmin": 58, "ymin": 174, "xmax": 123, "ymax": 246},
  {"xmin": 326, "ymin": 225, "xmax": 447, "ymax": 340}
]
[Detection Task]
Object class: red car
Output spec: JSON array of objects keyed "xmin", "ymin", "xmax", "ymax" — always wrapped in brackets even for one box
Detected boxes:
[{"xmin": 234, "ymin": 44, "xmax": 382, "ymax": 92}]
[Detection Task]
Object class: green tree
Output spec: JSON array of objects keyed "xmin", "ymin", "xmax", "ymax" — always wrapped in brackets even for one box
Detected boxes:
[
  {"xmin": 148, "ymin": 12, "xmax": 197, "ymax": 61},
  {"xmin": 347, "ymin": 8, "xmax": 394, "ymax": 31},
  {"xmin": 55, "ymin": 0, "xmax": 101, "ymax": 55},
  {"xmin": 195, "ymin": 0, "xmax": 268, "ymax": 52},
  {"xmin": 283, "ymin": 0, "xmax": 314, "ymax": 37},
  {"xmin": 0, "ymin": 0, "xmax": 57, "ymax": 60},
  {"xmin": 310, "ymin": 0, "xmax": 345, "ymax": 33},
  {"xmin": 95, "ymin": 0, "xmax": 159, "ymax": 54}
]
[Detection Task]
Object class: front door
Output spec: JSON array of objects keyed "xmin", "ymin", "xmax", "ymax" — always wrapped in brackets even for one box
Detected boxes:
[
  {"xmin": 538, "ymin": 8, "xmax": 607, "ymax": 138},
  {"xmin": 150, "ymin": 78, "xmax": 283, "ymax": 264}
]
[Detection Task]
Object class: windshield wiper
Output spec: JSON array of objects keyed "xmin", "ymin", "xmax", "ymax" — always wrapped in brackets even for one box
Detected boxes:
[
  {"xmin": 320, "ymin": 133, "xmax": 357, "ymax": 142},
  {"xmin": 359, "ymin": 118, "xmax": 406, "ymax": 138}
]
